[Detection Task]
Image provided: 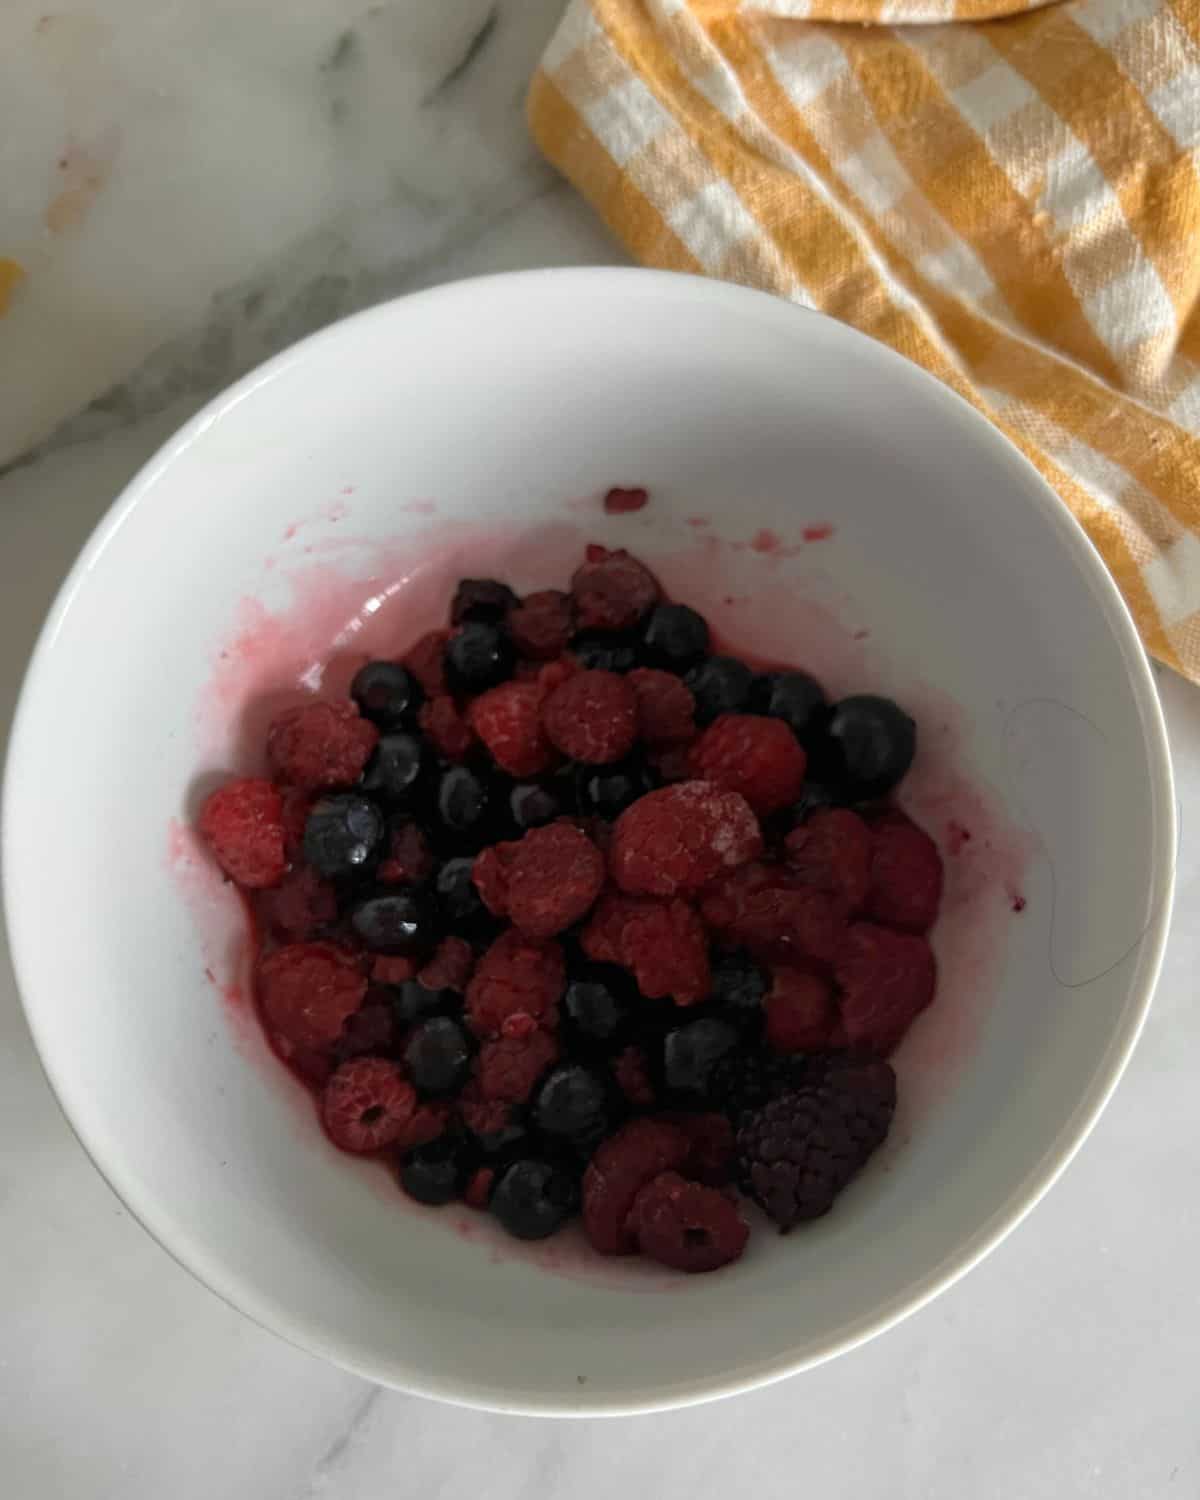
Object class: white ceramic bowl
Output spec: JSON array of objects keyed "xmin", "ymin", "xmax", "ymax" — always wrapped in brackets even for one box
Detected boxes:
[{"xmin": 3, "ymin": 270, "xmax": 1174, "ymax": 1415}]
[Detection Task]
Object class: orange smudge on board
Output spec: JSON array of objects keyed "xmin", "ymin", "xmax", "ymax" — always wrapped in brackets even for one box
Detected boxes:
[{"xmin": 0, "ymin": 258, "xmax": 24, "ymax": 316}]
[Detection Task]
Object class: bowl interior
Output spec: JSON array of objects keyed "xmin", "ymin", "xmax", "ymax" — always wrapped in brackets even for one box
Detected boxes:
[{"xmin": 3, "ymin": 271, "xmax": 1172, "ymax": 1414}]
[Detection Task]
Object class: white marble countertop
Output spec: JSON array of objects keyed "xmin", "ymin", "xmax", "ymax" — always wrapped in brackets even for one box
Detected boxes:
[{"xmin": 2, "ymin": 4, "xmax": 1200, "ymax": 1496}]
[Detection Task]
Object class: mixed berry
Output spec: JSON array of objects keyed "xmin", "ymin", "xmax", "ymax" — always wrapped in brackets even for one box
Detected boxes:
[{"xmin": 198, "ymin": 544, "xmax": 943, "ymax": 1273}]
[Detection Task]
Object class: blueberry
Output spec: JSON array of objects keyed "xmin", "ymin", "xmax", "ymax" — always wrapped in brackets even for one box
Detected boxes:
[
  {"xmin": 303, "ymin": 794, "xmax": 385, "ymax": 879},
  {"xmin": 349, "ymin": 887, "xmax": 439, "ymax": 955},
  {"xmin": 361, "ymin": 732, "xmax": 430, "ymax": 807},
  {"xmin": 641, "ymin": 603, "xmax": 709, "ymax": 672},
  {"xmin": 399, "ymin": 1139, "xmax": 466, "ymax": 1206},
  {"xmin": 509, "ymin": 781, "xmax": 562, "ymax": 831},
  {"xmin": 563, "ymin": 965, "xmax": 635, "ymax": 1048},
  {"xmin": 710, "ymin": 951, "xmax": 768, "ymax": 1031},
  {"xmin": 468, "ymin": 1117, "xmax": 533, "ymax": 1163},
  {"xmin": 490, "ymin": 1158, "xmax": 579, "ymax": 1240},
  {"xmin": 404, "ymin": 1017, "xmax": 472, "ymax": 1096},
  {"xmin": 824, "ymin": 694, "xmax": 916, "ymax": 797},
  {"xmin": 389, "ymin": 979, "xmax": 452, "ymax": 1027},
  {"xmin": 350, "ymin": 661, "xmax": 423, "ymax": 729},
  {"xmin": 662, "ymin": 1017, "xmax": 741, "ymax": 1100},
  {"xmin": 436, "ymin": 765, "xmax": 491, "ymax": 841},
  {"xmin": 751, "ymin": 670, "xmax": 827, "ymax": 740},
  {"xmin": 451, "ymin": 578, "xmax": 518, "ymax": 626},
  {"xmin": 786, "ymin": 781, "xmax": 846, "ymax": 824},
  {"xmin": 533, "ymin": 1065, "xmax": 612, "ymax": 1151},
  {"xmin": 685, "ymin": 656, "xmax": 754, "ymax": 724},
  {"xmin": 577, "ymin": 759, "xmax": 653, "ymax": 820},
  {"xmin": 570, "ymin": 631, "xmax": 640, "ymax": 673},
  {"xmin": 435, "ymin": 857, "xmax": 496, "ymax": 940},
  {"xmin": 444, "ymin": 622, "xmax": 515, "ymax": 694}
]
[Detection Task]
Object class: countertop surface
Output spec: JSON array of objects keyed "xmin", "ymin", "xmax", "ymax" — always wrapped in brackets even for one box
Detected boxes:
[{"xmin": 2, "ymin": 4, "xmax": 1199, "ymax": 1497}]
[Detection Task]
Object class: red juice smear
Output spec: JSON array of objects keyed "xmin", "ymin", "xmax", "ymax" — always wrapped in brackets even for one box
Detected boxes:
[
  {"xmin": 603, "ymin": 486, "xmax": 649, "ymax": 514},
  {"xmin": 803, "ymin": 523, "xmax": 835, "ymax": 542}
]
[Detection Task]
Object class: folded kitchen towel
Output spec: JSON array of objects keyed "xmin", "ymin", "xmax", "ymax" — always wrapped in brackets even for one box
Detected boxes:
[{"xmin": 529, "ymin": 0, "xmax": 1200, "ymax": 678}]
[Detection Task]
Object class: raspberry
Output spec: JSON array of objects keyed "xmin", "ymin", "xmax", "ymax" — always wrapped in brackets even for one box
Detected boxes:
[
  {"xmin": 417, "ymin": 936, "xmax": 475, "ymax": 993},
  {"xmin": 418, "ymin": 696, "xmax": 475, "ymax": 761},
  {"xmin": 320, "ymin": 1058, "xmax": 417, "ymax": 1153},
  {"xmin": 377, "ymin": 819, "xmax": 433, "ymax": 886},
  {"xmin": 570, "ymin": 545, "xmax": 660, "ymax": 631},
  {"xmin": 258, "ymin": 942, "xmax": 367, "ymax": 1054},
  {"xmin": 457, "ymin": 1081, "xmax": 516, "ymax": 1140},
  {"xmin": 582, "ymin": 1118, "xmax": 691, "ymax": 1254},
  {"xmin": 626, "ymin": 1172, "xmax": 749, "ymax": 1272},
  {"xmin": 371, "ymin": 954, "xmax": 418, "ymax": 985},
  {"xmin": 688, "ymin": 714, "xmax": 807, "ymax": 816},
  {"xmin": 508, "ymin": 589, "xmax": 575, "ymax": 660},
  {"xmin": 476, "ymin": 1031, "xmax": 560, "ymax": 1104},
  {"xmin": 402, "ymin": 630, "xmax": 449, "ymax": 697},
  {"xmin": 865, "ymin": 813, "xmax": 944, "ymax": 933},
  {"xmin": 700, "ymin": 863, "xmax": 845, "ymax": 965},
  {"xmin": 765, "ymin": 968, "xmax": 837, "ymax": 1053},
  {"xmin": 661, "ymin": 1112, "xmax": 736, "ymax": 1185},
  {"xmin": 534, "ymin": 656, "xmax": 580, "ymax": 699},
  {"xmin": 581, "ymin": 890, "xmax": 710, "ymax": 1005},
  {"xmin": 835, "ymin": 922, "xmax": 936, "ymax": 1055},
  {"xmin": 609, "ymin": 781, "xmax": 763, "ymax": 897},
  {"xmin": 267, "ymin": 700, "xmax": 379, "ymax": 791},
  {"xmin": 469, "ymin": 680, "xmax": 555, "ymax": 777},
  {"xmin": 261, "ymin": 864, "xmax": 339, "ymax": 942},
  {"xmin": 198, "ymin": 777, "xmax": 288, "ymax": 889},
  {"xmin": 784, "ymin": 809, "xmax": 872, "ymax": 912},
  {"xmin": 580, "ymin": 889, "xmax": 642, "ymax": 964},
  {"xmin": 333, "ymin": 995, "xmax": 398, "ymax": 1062},
  {"xmin": 488, "ymin": 824, "xmax": 606, "ymax": 938},
  {"xmin": 542, "ymin": 670, "xmax": 638, "ymax": 765},
  {"xmin": 464, "ymin": 1166, "xmax": 496, "ymax": 1210},
  {"xmin": 613, "ymin": 1044, "xmax": 657, "ymax": 1109},
  {"xmin": 472, "ymin": 842, "xmax": 518, "ymax": 918},
  {"xmin": 627, "ymin": 668, "xmax": 696, "ymax": 747},
  {"xmin": 464, "ymin": 930, "xmax": 565, "ymax": 1038},
  {"xmin": 394, "ymin": 1098, "xmax": 452, "ymax": 1150},
  {"xmin": 649, "ymin": 745, "xmax": 692, "ymax": 783},
  {"xmin": 736, "ymin": 1060, "xmax": 896, "ymax": 1228}
]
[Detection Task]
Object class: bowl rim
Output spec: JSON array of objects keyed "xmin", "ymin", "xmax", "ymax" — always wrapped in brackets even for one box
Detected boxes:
[{"xmin": 2, "ymin": 266, "xmax": 1176, "ymax": 1416}]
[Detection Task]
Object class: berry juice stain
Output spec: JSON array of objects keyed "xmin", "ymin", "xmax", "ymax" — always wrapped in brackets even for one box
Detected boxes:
[{"xmin": 603, "ymin": 486, "xmax": 649, "ymax": 515}]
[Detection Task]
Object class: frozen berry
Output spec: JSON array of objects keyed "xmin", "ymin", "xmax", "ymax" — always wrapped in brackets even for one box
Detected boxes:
[
  {"xmin": 508, "ymin": 781, "xmax": 562, "ymax": 831},
  {"xmin": 280, "ymin": 787, "xmax": 315, "ymax": 861},
  {"xmin": 542, "ymin": 670, "xmax": 638, "ymax": 765},
  {"xmin": 508, "ymin": 589, "xmax": 575, "ymax": 660},
  {"xmin": 700, "ymin": 863, "xmax": 845, "ymax": 966},
  {"xmin": 417, "ymin": 935, "xmax": 475, "ymax": 993},
  {"xmin": 267, "ymin": 700, "xmax": 379, "ymax": 791},
  {"xmin": 563, "ymin": 965, "xmax": 634, "ymax": 1049},
  {"xmin": 613, "ymin": 1045, "xmax": 657, "ymax": 1109},
  {"xmin": 262, "ymin": 864, "xmax": 340, "ymax": 943},
  {"xmin": 459, "ymin": 1083, "xmax": 533, "ymax": 1159},
  {"xmin": 377, "ymin": 817, "xmax": 433, "ymax": 886},
  {"xmin": 626, "ymin": 1172, "xmax": 748, "ymax": 1272},
  {"xmin": 399, "ymin": 1138, "xmax": 467, "ymax": 1205},
  {"xmin": 609, "ymin": 780, "xmax": 763, "ymax": 897},
  {"xmin": 198, "ymin": 777, "xmax": 288, "ymax": 889},
  {"xmin": 534, "ymin": 1065, "xmax": 612, "ymax": 1151},
  {"xmin": 321, "ymin": 1058, "xmax": 417, "ymax": 1153},
  {"xmin": 435, "ymin": 856, "xmax": 495, "ymax": 937},
  {"xmin": 627, "ymin": 668, "xmax": 696, "ymax": 747},
  {"xmin": 258, "ymin": 942, "xmax": 367, "ymax": 1054},
  {"xmin": 469, "ymin": 680, "xmax": 554, "ymax": 777},
  {"xmin": 578, "ymin": 760, "xmax": 653, "ymax": 820},
  {"xmin": 581, "ymin": 890, "xmax": 711, "ymax": 1005},
  {"xmin": 685, "ymin": 657, "xmax": 753, "ymax": 725},
  {"xmin": 348, "ymin": 887, "xmax": 439, "ymax": 956},
  {"xmin": 824, "ymin": 695, "xmax": 916, "ymax": 797},
  {"xmin": 641, "ymin": 603, "xmax": 709, "ymax": 672},
  {"xmin": 450, "ymin": 578, "xmax": 518, "ymax": 625},
  {"xmin": 418, "ymin": 696, "xmax": 475, "ymax": 761},
  {"xmin": 463, "ymin": 1166, "xmax": 496, "ymax": 1210},
  {"xmin": 582, "ymin": 1118, "xmax": 691, "ymax": 1254},
  {"xmin": 784, "ymin": 807, "xmax": 872, "ymax": 911},
  {"xmin": 361, "ymin": 732, "xmax": 430, "ymax": 807},
  {"xmin": 786, "ymin": 782, "xmax": 846, "ymax": 824},
  {"xmin": 751, "ymin": 671, "xmax": 827, "ymax": 740},
  {"xmin": 662, "ymin": 1017, "xmax": 740, "ymax": 1101},
  {"xmin": 436, "ymin": 765, "xmax": 491, "ymax": 842},
  {"xmin": 689, "ymin": 714, "xmax": 807, "ymax": 816},
  {"xmin": 835, "ymin": 922, "xmax": 935, "ymax": 1055},
  {"xmin": 444, "ymin": 622, "xmax": 515, "ymax": 694},
  {"xmin": 476, "ymin": 1029, "xmax": 560, "ymax": 1105},
  {"xmin": 663, "ymin": 1111, "xmax": 737, "ymax": 1186},
  {"xmin": 491, "ymin": 1159, "xmax": 579, "ymax": 1240},
  {"xmin": 765, "ymin": 968, "xmax": 836, "ymax": 1053},
  {"xmin": 350, "ymin": 661, "xmax": 423, "ymax": 729},
  {"xmin": 404, "ymin": 1017, "xmax": 472, "ymax": 1096},
  {"xmin": 571, "ymin": 631, "xmax": 640, "ymax": 673},
  {"xmin": 389, "ymin": 979, "xmax": 451, "ymax": 1028},
  {"xmin": 516, "ymin": 824, "xmax": 606, "ymax": 938},
  {"xmin": 333, "ymin": 994, "xmax": 398, "ymax": 1063},
  {"xmin": 710, "ymin": 1047, "xmax": 821, "ymax": 1119},
  {"xmin": 402, "ymin": 630, "xmax": 449, "ymax": 697},
  {"xmin": 303, "ymin": 793, "xmax": 385, "ymax": 879},
  {"xmin": 865, "ymin": 813, "xmax": 944, "ymax": 932},
  {"xmin": 710, "ymin": 950, "xmax": 769, "ymax": 1028},
  {"xmin": 465, "ymin": 929, "xmax": 565, "ymax": 1039},
  {"xmin": 371, "ymin": 955, "xmax": 418, "ymax": 986},
  {"xmin": 571, "ymin": 545, "xmax": 660, "ymax": 631}
]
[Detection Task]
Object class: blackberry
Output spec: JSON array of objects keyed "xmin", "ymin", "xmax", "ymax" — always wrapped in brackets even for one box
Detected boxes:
[
  {"xmin": 684, "ymin": 656, "xmax": 754, "ymax": 725},
  {"xmin": 736, "ymin": 1060, "xmax": 897, "ymax": 1230},
  {"xmin": 350, "ymin": 661, "xmax": 423, "ymax": 729},
  {"xmin": 709, "ymin": 1047, "xmax": 823, "ymax": 1119},
  {"xmin": 490, "ymin": 1158, "xmax": 579, "ymax": 1240},
  {"xmin": 450, "ymin": 578, "xmax": 518, "ymax": 626},
  {"xmin": 641, "ymin": 603, "xmax": 709, "ymax": 672},
  {"xmin": 444, "ymin": 622, "xmax": 515, "ymax": 694},
  {"xmin": 303, "ymin": 794, "xmax": 385, "ymax": 879}
]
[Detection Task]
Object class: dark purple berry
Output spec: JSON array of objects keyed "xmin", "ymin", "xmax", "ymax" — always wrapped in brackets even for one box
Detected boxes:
[
  {"xmin": 641, "ymin": 603, "xmax": 709, "ymax": 672},
  {"xmin": 444, "ymin": 622, "xmax": 515, "ymax": 694},
  {"xmin": 684, "ymin": 656, "xmax": 753, "ymax": 725},
  {"xmin": 823, "ymin": 695, "xmax": 916, "ymax": 798},
  {"xmin": 577, "ymin": 759, "xmax": 653, "ymax": 820},
  {"xmin": 389, "ymin": 979, "xmax": 452, "ymax": 1027},
  {"xmin": 509, "ymin": 781, "xmax": 562, "ymax": 831},
  {"xmin": 570, "ymin": 631, "xmax": 640, "ymax": 673},
  {"xmin": 361, "ymin": 732, "xmax": 430, "ymax": 807},
  {"xmin": 404, "ymin": 1017, "xmax": 472, "ymax": 1096},
  {"xmin": 399, "ymin": 1138, "xmax": 467, "ymax": 1205},
  {"xmin": 303, "ymin": 794, "xmax": 385, "ymax": 879},
  {"xmin": 350, "ymin": 661, "xmax": 423, "ymax": 729},
  {"xmin": 533, "ymin": 1065, "xmax": 612, "ymax": 1151},
  {"xmin": 436, "ymin": 765, "xmax": 490, "ymax": 841},
  {"xmin": 563, "ymin": 965, "xmax": 635, "ymax": 1048},
  {"xmin": 349, "ymin": 887, "xmax": 438, "ymax": 955},
  {"xmin": 450, "ymin": 578, "xmax": 519, "ymax": 625},
  {"xmin": 711, "ymin": 951, "xmax": 768, "ymax": 1030},
  {"xmin": 751, "ymin": 671, "xmax": 827, "ymax": 740},
  {"xmin": 662, "ymin": 1018, "xmax": 740, "ymax": 1101},
  {"xmin": 490, "ymin": 1158, "xmax": 579, "ymax": 1240}
]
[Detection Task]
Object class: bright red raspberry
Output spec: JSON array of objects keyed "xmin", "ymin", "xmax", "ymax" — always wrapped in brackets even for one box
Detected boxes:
[
  {"xmin": 784, "ymin": 808, "xmax": 872, "ymax": 912},
  {"xmin": 371, "ymin": 954, "xmax": 418, "ymax": 985},
  {"xmin": 377, "ymin": 819, "xmax": 433, "ymax": 886},
  {"xmin": 476, "ymin": 1030, "xmax": 560, "ymax": 1104},
  {"xmin": 464, "ymin": 930, "xmax": 565, "ymax": 1039},
  {"xmin": 418, "ymin": 695, "xmax": 475, "ymax": 761},
  {"xmin": 333, "ymin": 994, "xmax": 398, "ymax": 1063},
  {"xmin": 472, "ymin": 842, "xmax": 518, "ymax": 918},
  {"xmin": 464, "ymin": 1166, "xmax": 496, "ymax": 1210},
  {"xmin": 418, "ymin": 936, "xmax": 475, "ymax": 993},
  {"xmin": 261, "ymin": 864, "xmax": 339, "ymax": 942},
  {"xmin": 627, "ymin": 668, "xmax": 696, "ymax": 747},
  {"xmin": 320, "ymin": 1058, "xmax": 417, "ymax": 1153},
  {"xmin": 258, "ymin": 942, "xmax": 367, "ymax": 1054},
  {"xmin": 198, "ymin": 777, "xmax": 288, "ymax": 889},
  {"xmin": 570, "ymin": 545, "xmax": 660, "ymax": 631},
  {"xmin": 765, "ymin": 968, "xmax": 837, "ymax": 1053},
  {"xmin": 580, "ymin": 888, "xmax": 639, "ymax": 964},
  {"xmin": 457, "ymin": 1081, "xmax": 515, "ymax": 1139},
  {"xmin": 688, "ymin": 714, "xmax": 806, "ymax": 815},
  {"xmin": 582, "ymin": 1118, "xmax": 691, "ymax": 1255},
  {"xmin": 402, "ymin": 630, "xmax": 449, "ymax": 697},
  {"xmin": 534, "ymin": 657, "xmax": 580, "ymax": 699},
  {"xmin": 617, "ymin": 896, "xmax": 711, "ymax": 1005},
  {"xmin": 626, "ymin": 1172, "xmax": 749, "ymax": 1272},
  {"xmin": 661, "ymin": 1112, "xmax": 736, "ymax": 1186},
  {"xmin": 469, "ymin": 680, "xmax": 555, "ymax": 777},
  {"xmin": 865, "ymin": 813, "xmax": 944, "ymax": 933},
  {"xmin": 267, "ymin": 700, "xmax": 379, "ymax": 791},
  {"xmin": 508, "ymin": 824, "xmax": 608, "ymax": 938},
  {"xmin": 700, "ymin": 863, "xmax": 845, "ymax": 966},
  {"xmin": 835, "ymin": 922, "xmax": 936, "ymax": 1055},
  {"xmin": 542, "ymin": 670, "xmax": 638, "ymax": 765},
  {"xmin": 508, "ymin": 589, "xmax": 575, "ymax": 660},
  {"xmin": 613, "ymin": 1045, "xmax": 657, "ymax": 1110},
  {"xmin": 609, "ymin": 781, "xmax": 763, "ymax": 897}
]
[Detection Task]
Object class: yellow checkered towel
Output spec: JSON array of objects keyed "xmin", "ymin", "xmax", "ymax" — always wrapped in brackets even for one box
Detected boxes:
[{"xmin": 528, "ymin": 0, "xmax": 1200, "ymax": 678}]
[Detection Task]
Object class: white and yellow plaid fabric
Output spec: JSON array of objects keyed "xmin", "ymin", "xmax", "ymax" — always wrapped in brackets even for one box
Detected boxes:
[{"xmin": 529, "ymin": 0, "xmax": 1200, "ymax": 678}]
